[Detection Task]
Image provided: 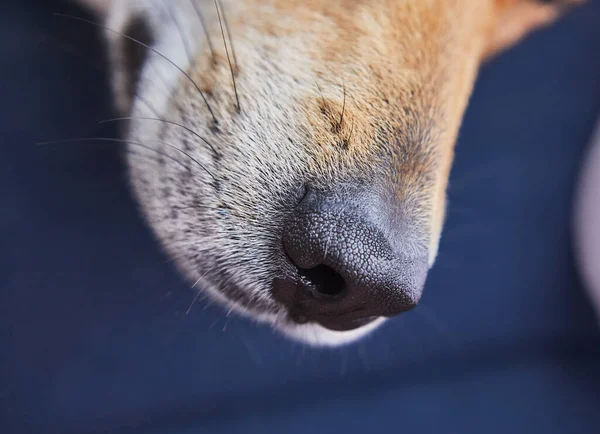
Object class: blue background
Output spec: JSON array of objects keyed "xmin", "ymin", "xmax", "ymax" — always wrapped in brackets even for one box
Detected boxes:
[{"xmin": 2, "ymin": 1, "xmax": 600, "ymax": 433}]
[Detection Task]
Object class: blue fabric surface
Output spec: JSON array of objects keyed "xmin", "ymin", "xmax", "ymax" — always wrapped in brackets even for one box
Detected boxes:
[{"xmin": 3, "ymin": 1, "xmax": 600, "ymax": 433}]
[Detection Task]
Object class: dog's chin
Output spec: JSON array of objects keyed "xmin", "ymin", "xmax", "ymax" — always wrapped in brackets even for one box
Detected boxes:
[
  {"xmin": 191, "ymin": 278, "xmax": 386, "ymax": 346},
  {"xmin": 276, "ymin": 317, "xmax": 387, "ymax": 347}
]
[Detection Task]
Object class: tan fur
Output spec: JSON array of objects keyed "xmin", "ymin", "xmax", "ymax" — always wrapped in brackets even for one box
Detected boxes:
[
  {"xmin": 78, "ymin": 0, "xmax": 584, "ymax": 345},
  {"xmin": 208, "ymin": 0, "xmax": 579, "ymax": 262}
]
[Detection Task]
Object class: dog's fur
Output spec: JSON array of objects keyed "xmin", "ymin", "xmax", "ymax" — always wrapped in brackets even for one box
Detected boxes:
[{"xmin": 76, "ymin": 0, "xmax": 583, "ymax": 346}]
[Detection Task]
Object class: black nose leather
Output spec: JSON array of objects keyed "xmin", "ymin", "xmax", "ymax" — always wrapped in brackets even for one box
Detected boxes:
[{"xmin": 276, "ymin": 186, "xmax": 428, "ymax": 331}]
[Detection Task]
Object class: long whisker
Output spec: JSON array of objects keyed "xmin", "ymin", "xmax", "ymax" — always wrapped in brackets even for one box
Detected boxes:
[
  {"xmin": 37, "ymin": 137, "xmax": 188, "ymax": 170},
  {"xmin": 190, "ymin": 0, "xmax": 216, "ymax": 63},
  {"xmin": 186, "ymin": 268, "xmax": 213, "ymax": 314},
  {"xmin": 214, "ymin": 0, "xmax": 240, "ymax": 112},
  {"xmin": 339, "ymin": 84, "xmax": 346, "ymax": 127},
  {"xmin": 99, "ymin": 117, "xmax": 218, "ymax": 155},
  {"xmin": 162, "ymin": 0, "xmax": 193, "ymax": 63},
  {"xmin": 312, "ymin": 77, "xmax": 326, "ymax": 106},
  {"xmin": 53, "ymin": 13, "xmax": 218, "ymax": 125},
  {"xmin": 36, "ymin": 137, "xmax": 217, "ymax": 181},
  {"xmin": 185, "ymin": 288, "xmax": 204, "ymax": 315},
  {"xmin": 217, "ymin": 0, "xmax": 238, "ymax": 69}
]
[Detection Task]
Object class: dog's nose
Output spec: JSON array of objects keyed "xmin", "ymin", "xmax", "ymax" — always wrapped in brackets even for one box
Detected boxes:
[{"xmin": 275, "ymin": 186, "xmax": 428, "ymax": 331}]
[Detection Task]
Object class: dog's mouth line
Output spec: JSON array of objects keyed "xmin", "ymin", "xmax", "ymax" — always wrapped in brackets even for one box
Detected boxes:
[
  {"xmin": 288, "ymin": 311, "xmax": 380, "ymax": 331},
  {"xmin": 196, "ymin": 275, "xmax": 380, "ymax": 333}
]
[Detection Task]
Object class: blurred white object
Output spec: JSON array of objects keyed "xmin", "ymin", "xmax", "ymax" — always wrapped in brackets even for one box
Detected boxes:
[{"xmin": 574, "ymin": 116, "xmax": 600, "ymax": 319}]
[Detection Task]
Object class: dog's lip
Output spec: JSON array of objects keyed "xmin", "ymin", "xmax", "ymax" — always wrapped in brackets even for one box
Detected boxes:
[
  {"xmin": 314, "ymin": 315, "xmax": 379, "ymax": 331},
  {"xmin": 289, "ymin": 310, "xmax": 379, "ymax": 331},
  {"xmin": 272, "ymin": 277, "xmax": 380, "ymax": 331}
]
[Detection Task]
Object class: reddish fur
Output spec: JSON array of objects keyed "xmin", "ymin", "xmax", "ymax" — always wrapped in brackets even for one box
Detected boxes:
[{"xmin": 231, "ymin": 0, "xmax": 585, "ymax": 244}]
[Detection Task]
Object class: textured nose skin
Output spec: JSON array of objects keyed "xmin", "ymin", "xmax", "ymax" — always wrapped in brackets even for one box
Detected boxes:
[{"xmin": 277, "ymin": 187, "xmax": 428, "ymax": 330}]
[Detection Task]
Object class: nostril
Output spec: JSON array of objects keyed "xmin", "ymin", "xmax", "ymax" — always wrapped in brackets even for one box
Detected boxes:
[
  {"xmin": 296, "ymin": 183, "xmax": 309, "ymax": 204},
  {"xmin": 298, "ymin": 264, "xmax": 346, "ymax": 299}
]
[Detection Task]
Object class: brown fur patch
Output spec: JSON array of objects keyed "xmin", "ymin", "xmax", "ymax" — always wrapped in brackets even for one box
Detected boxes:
[{"xmin": 219, "ymin": 0, "xmax": 584, "ymax": 249}]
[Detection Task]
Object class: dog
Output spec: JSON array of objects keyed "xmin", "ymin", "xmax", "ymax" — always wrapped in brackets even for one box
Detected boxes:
[{"xmin": 73, "ymin": 0, "xmax": 584, "ymax": 346}]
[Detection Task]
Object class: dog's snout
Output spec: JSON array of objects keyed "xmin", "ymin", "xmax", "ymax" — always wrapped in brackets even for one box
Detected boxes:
[{"xmin": 276, "ymin": 186, "xmax": 428, "ymax": 331}]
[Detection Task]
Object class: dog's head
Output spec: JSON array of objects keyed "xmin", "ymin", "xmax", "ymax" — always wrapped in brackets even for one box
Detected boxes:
[{"xmin": 94, "ymin": 0, "xmax": 582, "ymax": 345}]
